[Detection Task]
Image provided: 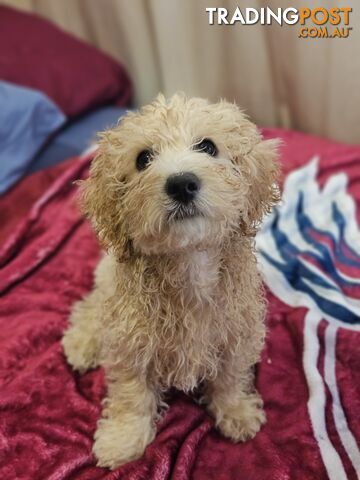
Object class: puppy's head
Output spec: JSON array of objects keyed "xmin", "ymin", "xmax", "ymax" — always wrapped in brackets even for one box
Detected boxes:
[{"xmin": 81, "ymin": 94, "xmax": 280, "ymax": 259}]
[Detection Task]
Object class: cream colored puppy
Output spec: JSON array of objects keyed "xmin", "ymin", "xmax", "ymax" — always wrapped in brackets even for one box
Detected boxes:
[{"xmin": 62, "ymin": 93, "xmax": 280, "ymax": 469}]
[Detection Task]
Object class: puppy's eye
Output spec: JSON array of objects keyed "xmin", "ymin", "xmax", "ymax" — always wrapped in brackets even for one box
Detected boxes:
[
  {"xmin": 136, "ymin": 150, "xmax": 153, "ymax": 171},
  {"xmin": 193, "ymin": 138, "xmax": 218, "ymax": 157}
]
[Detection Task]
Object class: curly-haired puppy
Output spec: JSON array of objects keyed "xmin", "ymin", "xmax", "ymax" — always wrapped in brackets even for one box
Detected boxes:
[{"xmin": 62, "ymin": 93, "xmax": 280, "ymax": 469}]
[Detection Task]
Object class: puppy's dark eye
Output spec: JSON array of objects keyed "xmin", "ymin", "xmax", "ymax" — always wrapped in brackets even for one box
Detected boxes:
[
  {"xmin": 136, "ymin": 150, "xmax": 153, "ymax": 171},
  {"xmin": 193, "ymin": 138, "xmax": 218, "ymax": 157}
]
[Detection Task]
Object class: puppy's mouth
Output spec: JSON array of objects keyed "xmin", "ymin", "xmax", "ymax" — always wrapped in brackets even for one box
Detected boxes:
[{"xmin": 167, "ymin": 203, "xmax": 203, "ymax": 222}]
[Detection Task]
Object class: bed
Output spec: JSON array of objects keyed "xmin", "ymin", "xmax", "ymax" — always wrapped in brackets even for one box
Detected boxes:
[
  {"xmin": 0, "ymin": 4, "xmax": 131, "ymax": 244},
  {"xmin": 1, "ymin": 127, "xmax": 359, "ymax": 480},
  {"xmin": 0, "ymin": 105, "xmax": 126, "ymax": 247}
]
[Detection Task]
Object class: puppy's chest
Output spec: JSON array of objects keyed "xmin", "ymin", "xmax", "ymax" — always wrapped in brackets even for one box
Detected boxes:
[
  {"xmin": 183, "ymin": 251, "xmax": 220, "ymax": 301},
  {"xmin": 153, "ymin": 251, "xmax": 224, "ymax": 389}
]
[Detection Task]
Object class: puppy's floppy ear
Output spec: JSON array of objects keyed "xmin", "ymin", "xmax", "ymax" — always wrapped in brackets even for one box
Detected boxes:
[
  {"xmin": 79, "ymin": 137, "xmax": 132, "ymax": 261},
  {"xmin": 238, "ymin": 137, "xmax": 281, "ymax": 236}
]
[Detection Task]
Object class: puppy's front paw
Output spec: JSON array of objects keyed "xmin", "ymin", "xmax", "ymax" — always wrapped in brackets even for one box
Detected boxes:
[
  {"xmin": 209, "ymin": 394, "xmax": 266, "ymax": 442},
  {"xmin": 62, "ymin": 325, "xmax": 99, "ymax": 373},
  {"xmin": 93, "ymin": 415, "xmax": 155, "ymax": 469}
]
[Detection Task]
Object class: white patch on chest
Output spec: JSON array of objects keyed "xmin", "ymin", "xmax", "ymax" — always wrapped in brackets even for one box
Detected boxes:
[{"xmin": 186, "ymin": 250, "xmax": 220, "ymax": 300}]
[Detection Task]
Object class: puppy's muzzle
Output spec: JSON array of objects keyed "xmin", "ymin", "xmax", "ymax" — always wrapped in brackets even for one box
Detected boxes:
[{"xmin": 165, "ymin": 172, "xmax": 200, "ymax": 204}]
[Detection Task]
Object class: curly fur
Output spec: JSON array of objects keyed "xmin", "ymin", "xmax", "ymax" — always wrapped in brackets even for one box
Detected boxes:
[{"xmin": 62, "ymin": 93, "xmax": 280, "ymax": 469}]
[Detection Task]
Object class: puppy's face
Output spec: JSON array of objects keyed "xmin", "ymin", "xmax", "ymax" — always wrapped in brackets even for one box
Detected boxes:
[{"xmin": 81, "ymin": 94, "xmax": 279, "ymax": 258}]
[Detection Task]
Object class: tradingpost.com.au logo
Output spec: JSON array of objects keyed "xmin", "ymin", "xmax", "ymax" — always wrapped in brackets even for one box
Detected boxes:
[{"xmin": 206, "ymin": 7, "xmax": 353, "ymax": 38}]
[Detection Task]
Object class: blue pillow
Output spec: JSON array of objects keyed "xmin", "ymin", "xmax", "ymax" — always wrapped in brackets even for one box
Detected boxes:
[
  {"xmin": 30, "ymin": 106, "xmax": 127, "ymax": 174},
  {"xmin": 0, "ymin": 81, "xmax": 66, "ymax": 194}
]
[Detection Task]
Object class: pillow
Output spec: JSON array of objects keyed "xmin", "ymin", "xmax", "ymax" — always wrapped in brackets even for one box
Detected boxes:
[
  {"xmin": 0, "ymin": 81, "xmax": 66, "ymax": 194},
  {"xmin": 30, "ymin": 106, "xmax": 128, "ymax": 174},
  {"xmin": 0, "ymin": 6, "xmax": 132, "ymax": 118}
]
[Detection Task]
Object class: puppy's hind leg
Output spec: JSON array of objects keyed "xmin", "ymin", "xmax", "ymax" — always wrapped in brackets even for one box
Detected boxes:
[{"xmin": 62, "ymin": 289, "xmax": 102, "ymax": 373}]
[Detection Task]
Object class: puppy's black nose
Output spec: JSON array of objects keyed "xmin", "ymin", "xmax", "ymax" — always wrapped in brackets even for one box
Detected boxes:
[{"xmin": 165, "ymin": 172, "xmax": 200, "ymax": 204}]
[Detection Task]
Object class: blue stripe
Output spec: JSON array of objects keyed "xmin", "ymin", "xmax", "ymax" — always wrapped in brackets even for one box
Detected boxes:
[
  {"xmin": 270, "ymin": 209, "xmax": 340, "ymax": 291},
  {"xmin": 332, "ymin": 203, "xmax": 360, "ymax": 264},
  {"xmin": 295, "ymin": 194, "xmax": 360, "ymax": 289},
  {"xmin": 296, "ymin": 192, "xmax": 360, "ymax": 268},
  {"xmin": 260, "ymin": 196, "xmax": 360, "ymax": 325},
  {"xmin": 261, "ymin": 249, "xmax": 359, "ymax": 324}
]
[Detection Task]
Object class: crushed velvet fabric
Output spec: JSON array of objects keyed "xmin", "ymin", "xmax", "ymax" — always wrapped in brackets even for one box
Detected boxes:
[{"xmin": 0, "ymin": 129, "xmax": 359, "ymax": 479}]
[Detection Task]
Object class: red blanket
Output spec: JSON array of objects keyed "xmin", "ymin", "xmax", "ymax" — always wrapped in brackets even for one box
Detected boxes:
[
  {"xmin": 0, "ymin": 158, "xmax": 76, "ymax": 247},
  {"xmin": 0, "ymin": 130, "xmax": 359, "ymax": 480}
]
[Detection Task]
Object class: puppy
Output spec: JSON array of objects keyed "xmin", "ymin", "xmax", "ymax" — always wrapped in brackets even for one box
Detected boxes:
[{"xmin": 62, "ymin": 93, "xmax": 280, "ymax": 469}]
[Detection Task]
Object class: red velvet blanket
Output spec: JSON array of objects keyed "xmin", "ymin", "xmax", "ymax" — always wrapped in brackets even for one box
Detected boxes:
[
  {"xmin": 0, "ymin": 129, "xmax": 359, "ymax": 480},
  {"xmin": 0, "ymin": 158, "xmax": 76, "ymax": 247}
]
